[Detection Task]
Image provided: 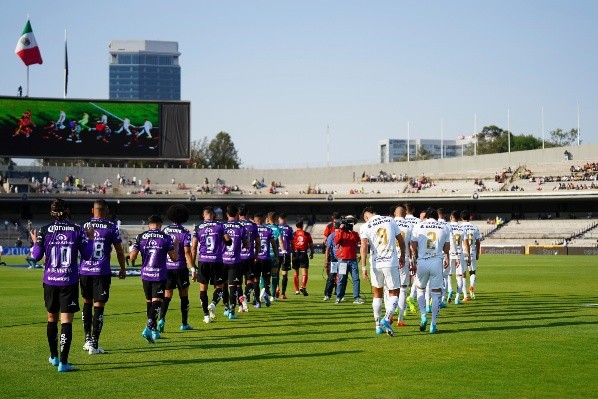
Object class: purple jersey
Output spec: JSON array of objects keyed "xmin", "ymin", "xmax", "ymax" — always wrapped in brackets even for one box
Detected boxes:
[
  {"xmin": 256, "ymin": 225, "xmax": 274, "ymax": 260},
  {"xmin": 80, "ymin": 218, "xmax": 121, "ymax": 276},
  {"xmin": 163, "ymin": 223, "xmax": 191, "ymax": 270},
  {"xmin": 278, "ymin": 223, "xmax": 293, "ymax": 254},
  {"xmin": 133, "ymin": 229, "xmax": 174, "ymax": 281},
  {"xmin": 194, "ymin": 220, "xmax": 225, "ymax": 263},
  {"xmin": 238, "ymin": 218, "xmax": 258, "ymax": 260},
  {"xmin": 222, "ymin": 220, "xmax": 246, "ymax": 265},
  {"xmin": 33, "ymin": 220, "xmax": 92, "ymax": 286}
]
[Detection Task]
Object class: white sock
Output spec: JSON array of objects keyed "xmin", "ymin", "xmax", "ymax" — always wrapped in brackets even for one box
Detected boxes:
[
  {"xmin": 462, "ymin": 276, "xmax": 468, "ymax": 298},
  {"xmin": 398, "ymin": 288, "xmax": 407, "ymax": 321},
  {"xmin": 470, "ymin": 273, "xmax": 476, "ymax": 289},
  {"xmin": 441, "ymin": 278, "xmax": 447, "ymax": 301},
  {"xmin": 383, "ymin": 287, "xmax": 390, "ymax": 310},
  {"xmin": 456, "ymin": 275, "xmax": 462, "ymax": 295},
  {"xmin": 409, "ymin": 283, "xmax": 417, "ymax": 299},
  {"xmin": 384, "ymin": 295, "xmax": 398, "ymax": 321},
  {"xmin": 447, "ymin": 275, "xmax": 453, "ymax": 293},
  {"xmin": 431, "ymin": 292, "xmax": 441, "ymax": 325},
  {"xmin": 372, "ymin": 297, "xmax": 382, "ymax": 326},
  {"xmin": 417, "ymin": 288, "xmax": 426, "ymax": 315},
  {"xmin": 425, "ymin": 284, "xmax": 431, "ymax": 307}
]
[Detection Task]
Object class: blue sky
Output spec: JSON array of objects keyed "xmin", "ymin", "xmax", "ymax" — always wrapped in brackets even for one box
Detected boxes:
[{"xmin": 3, "ymin": 1, "xmax": 597, "ymax": 167}]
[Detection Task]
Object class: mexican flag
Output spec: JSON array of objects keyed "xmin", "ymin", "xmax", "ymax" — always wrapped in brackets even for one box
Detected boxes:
[{"xmin": 15, "ymin": 19, "xmax": 43, "ymax": 66}]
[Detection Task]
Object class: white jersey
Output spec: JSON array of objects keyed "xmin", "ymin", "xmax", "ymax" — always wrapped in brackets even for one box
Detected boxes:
[
  {"xmin": 393, "ymin": 217, "xmax": 412, "ymax": 259},
  {"xmin": 144, "ymin": 120, "xmax": 153, "ymax": 131},
  {"xmin": 360, "ymin": 214, "xmax": 400, "ymax": 268},
  {"xmin": 461, "ymin": 221, "xmax": 482, "ymax": 255},
  {"xmin": 411, "ymin": 219, "xmax": 450, "ymax": 259},
  {"xmin": 100, "ymin": 114, "xmax": 108, "ymax": 124},
  {"xmin": 448, "ymin": 221, "xmax": 464, "ymax": 255},
  {"xmin": 405, "ymin": 214, "xmax": 420, "ymax": 229}
]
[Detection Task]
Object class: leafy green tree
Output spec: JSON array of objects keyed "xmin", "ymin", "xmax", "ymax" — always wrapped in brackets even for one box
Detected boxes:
[
  {"xmin": 207, "ymin": 131, "xmax": 241, "ymax": 169},
  {"xmin": 414, "ymin": 146, "xmax": 433, "ymax": 161},
  {"xmin": 549, "ymin": 128, "xmax": 580, "ymax": 146}
]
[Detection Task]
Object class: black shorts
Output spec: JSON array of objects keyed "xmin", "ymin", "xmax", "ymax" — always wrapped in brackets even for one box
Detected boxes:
[
  {"xmin": 292, "ymin": 251, "xmax": 310, "ymax": 269},
  {"xmin": 44, "ymin": 283, "xmax": 80, "ymax": 314},
  {"xmin": 280, "ymin": 254, "xmax": 292, "ymax": 271},
  {"xmin": 166, "ymin": 268, "xmax": 190, "ymax": 291},
  {"xmin": 226, "ymin": 263, "xmax": 243, "ymax": 285},
  {"xmin": 197, "ymin": 261, "xmax": 225, "ymax": 285},
  {"xmin": 256, "ymin": 258, "xmax": 272, "ymax": 278},
  {"xmin": 79, "ymin": 274, "xmax": 111, "ymax": 303},
  {"xmin": 142, "ymin": 280, "xmax": 166, "ymax": 300},
  {"xmin": 241, "ymin": 258, "xmax": 255, "ymax": 279}
]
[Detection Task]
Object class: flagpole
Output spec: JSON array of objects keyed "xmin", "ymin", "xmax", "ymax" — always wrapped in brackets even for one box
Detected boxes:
[
  {"xmin": 26, "ymin": 66, "xmax": 29, "ymax": 97},
  {"xmin": 541, "ymin": 106, "xmax": 545, "ymax": 149},
  {"xmin": 64, "ymin": 30, "xmax": 67, "ymax": 99},
  {"xmin": 407, "ymin": 121, "xmax": 410, "ymax": 162}
]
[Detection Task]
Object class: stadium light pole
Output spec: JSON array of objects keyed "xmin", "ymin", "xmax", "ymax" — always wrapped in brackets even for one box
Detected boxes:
[
  {"xmin": 507, "ymin": 109, "xmax": 511, "ymax": 153},
  {"xmin": 407, "ymin": 121, "xmax": 410, "ymax": 162},
  {"xmin": 326, "ymin": 125, "xmax": 330, "ymax": 167},
  {"xmin": 541, "ymin": 106, "xmax": 545, "ymax": 149},
  {"xmin": 577, "ymin": 102, "xmax": 580, "ymax": 146},
  {"xmin": 474, "ymin": 113, "xmax": 477, "ymax": 156},
  {"xmin": 440, "ymin": 117, "xmax": 444, "ymax": 159}
]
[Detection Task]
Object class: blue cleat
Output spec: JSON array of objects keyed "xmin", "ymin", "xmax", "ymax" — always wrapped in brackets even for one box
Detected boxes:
[
  {"xmin": 223, "ymin": 308, "xmax": 230, "ymax": 318},
  {"xmin": 49, "ymin": 356, "xmax": 59, "ymax": 367},
  {"xmin": 430, "ymin": 324, "xmax": 438, "ymax": 334},
  {"xmin": 228, "ymin": 312, "xmax": 238, "ymax": 320},
  {"xmin": 142, "ymin": 326, "xmax": 155, "ymax": 343},
  {"xmin": 419, "ymin": 314, "xmax": 428, "ymax": 332},
  {"xmin": 263, "ymin": 291, "xmax": 271, "ymax": 307},
  {"xmin": 375, "ymin": 326, "xmax": 384, "ymax": 335},
  {"xmin": 57, "ymin": 363, "xmax": 74, "ymax": 372},
  {"xmin": 440, "ymin": 301, "xmax": 447, "ymax": 309},
  {"xmin": 157, "ymin": 318, "xmax": 165, "ymax": 333},
  {"xmin": 254, "ymin": 302, "xmax": 262, "ymax": 309},
  {"xmin": 455, "ymin": 297, "xmax": 461, "ymax": 305},
  {"xmin": 179, "ymin": 324, "xmax": 194, "ymax": 331},
  {"xmin": 151, "ymin": 329, "xmax": 160, "ymax": 341},
  {"xmin": 380, "ymin": 318, "xmax": 395, "ymax": 337}
]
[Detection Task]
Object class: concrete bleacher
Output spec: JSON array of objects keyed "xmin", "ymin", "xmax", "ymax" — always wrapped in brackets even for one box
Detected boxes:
[{"xmin": 490, "ymin": 219, "xmax": 598, "ymax": 242}]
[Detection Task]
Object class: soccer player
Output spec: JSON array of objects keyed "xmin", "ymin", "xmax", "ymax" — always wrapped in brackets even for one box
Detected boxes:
[
  {"xmin": 410, "ymin": 207, "xmax": 450, "ymax": 334},
  {"xmin": 292, "ymin": 220, "xmax": 314, "ymax": 296},
  {"xmin": 404, "ymin": 203, "xmax": 421, "ymax": 313},
  {"xmin": 191, "ymin": 206, "xmax": 230, "ymax": 323},
  {"xmin": 221, "ymin": 204, "xmax": 247, "ymax": 319},
  {"xmin": 277, "ymin": 213, "xmax": 294, "ymax": 299},
  {"xmin": 129, "ymin": 215, "xmax": 177, "ymax": 343},
  {"xmin": 254, "ymin": 213, "xmax": 279, "ymax": 307},
  {"xmin": 158, "ymin": 204, "xmax": 194, "ymax": 332},
  {"xmin": 447, "ymin": 210, "xmax": 465, "ymax": 304},
  {"xmin": 436, "ymin": 208, "xmax": 451, "ymax": 308},
  {"xmin": 323, "ymin": 227, "xmax": 339, "ymax": 301},
  {"xmin": 237, "ymin": 204, "xmax": 260, "ymax": 310},
  {"xmin": 80, "ymin": 200, "xmax": 127, "ymax": 355},
  {"xmin": 333, "ymin": 217, "xmax": 362, "ymax": 304},
  {"xmin": 137, "ymin": 119, "xmax": 153, "ymax": 138},
  {"xmin": 360, "ymin": 207, "xmax": 405, "ymax": 336},
  {"xmin": 30, "ymin": 199, "xmax": 94, "ymax": 372},
  {"xmin": 56, "ymin": 110, "xmax": 66, "ymax": 129},
  {"xmin": 460, "ymin": 210, "xmax": 481, "ymax": 300},
  {"xmin": 393, "ymin": 204, "xmax": 413, "ymax": 327},
  {"xmin": 115, "ymin": 117, "xmax": 133, "ymax": 135},
  {"xmin": 265, "ymin": 212, "xmax": 285, "ymax": 301}
]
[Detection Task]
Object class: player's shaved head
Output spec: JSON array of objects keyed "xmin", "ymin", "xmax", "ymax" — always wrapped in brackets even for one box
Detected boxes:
[
  {"xmin": 395, "ymin": 204, "xmax": 406, "ymax": 217},
  {"xmin": 93, "ymin": 199, "xmax": 109, "ymax": 217}
]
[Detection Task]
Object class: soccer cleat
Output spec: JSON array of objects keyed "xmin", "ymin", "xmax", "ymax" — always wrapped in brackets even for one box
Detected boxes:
[
  {"xmin": 57, "ymin": 363, "xmax": 74, "ymax": 372},
  {"xmin": 254, "ymin": 302, "xmax": 262, "ymax": 309},
  {"xmin": 449, "ymin": 290, "xmax": 455, "ymax": 302},
  {"xmin": 142, "ymin": 327, "xmax": 155, "ymax": 343},
  {"xmin": 275, "ymin": 288, "xmax": 280, "ymax": 298},
  {"xmin": 440, "ymin": 301, "xmax": 447, "ymax": 309},
  {"xmin": 157, "ymin": 318, "xmax": 165, "ymax": 333},
  {"xmin": 82, "ymin": 338, "xmax": 92, "ymax": 351},
  {"xmin": 380, "ymin": 318, "xmax": 395, "ymax": 337},
  {"xmin": 419, "ymin": 314, "xmax": 428, "ymax": 332},
  {"xmin": 425, "ymin": 305, "xmax": 432, "ymax": 313},
  {"xmin": 180, "ymin": 324, "xmax": 194, "ymax": 331},
  {"xmin": 88, "ymin": 346, "xmax": 105, "ymax": 355},
  {"xmin": 463, "ymin": 296, "xmax": 470, "ymax": 302},
  {"xmin": 300, "ymin": 287, "xmax": 309, "ymax": 296},
  {"xmin": 241, "ymin": 297, "xmax": 249, "ymax": 312},
  {"xmin": 375, "ymin": 326, "xmax": 384, "ymax": 335},
  {"xmin": 228, "ymin": 312, "xmax": 238, "ymax": 320},
  {"xmin": 295, "ymin": 291, "xmax": 300, "ymax": 295},
  {"xmin": 470, "ymin": 287, "xmax": 476, "ymax": 299},
  {"xmin": 455, "ymin": 297, "xmax": 461, "ymax": 305},
  {"xmin": 397, "ymin": 321, "xmax": 406, "ymax": 327},
  {"xmin": 203, "ymin": 315, "xmax": 211, "ymax": 324},
  {"xmin": 430, "ymin": 324, "xmax": 438, "ymax": 334},
  {"xmin": 151, "ymin": 329, "xmax": 160, "ymax": 341},
  {"xmin": 353, "ymin": 298, "xmax": 365, "ymax": 304},
  {"xmin": 208, "ymin": 303, "xmax": 217, "ymax": 321},
  {"xmin": 223, "ymin": 308, "xmax": 230, "ymax": 317},
  {"xmin": 49, "ymin": 356, "xmax": 59, "ymax": 367},
  {"xmin": 407, "ymin": 297, "xmax": 417, "ymax": 314},
  {"xmin": 260, "ymin": 288, "xmax": 266, "ymax": 300},
  {"xmin": 323, "ymin": 295, "xmax": 330, "ymax": 301},
  {"xmin": 334, "ymin": 299, "xmax": 341, "ymax": 304},
  {"xmin": 280, "ymin": 294, "xmax": 287, "ymax": 300}
]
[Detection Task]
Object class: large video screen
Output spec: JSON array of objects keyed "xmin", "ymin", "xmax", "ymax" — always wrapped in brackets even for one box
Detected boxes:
[{"xmin": 0, "ymin": 96, "xmax": 190, "ymax": 159}]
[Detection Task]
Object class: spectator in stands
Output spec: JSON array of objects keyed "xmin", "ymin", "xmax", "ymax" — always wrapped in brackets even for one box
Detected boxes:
[
  {"xmin": 4, "ymin": 220, "xmax": 9, "ymax": 230},
  {"xmin": 0, "ymin": 244, "xmax": 5, "ymax": 266},
  {"xmin": 15, "ymin": 237, "xmax": 22, "ymax": 247}
]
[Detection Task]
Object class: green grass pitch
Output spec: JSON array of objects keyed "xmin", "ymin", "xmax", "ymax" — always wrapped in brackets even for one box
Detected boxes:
[{"xmin": 0, "ymin": 254, "xmax": 596, "ymax": 398}]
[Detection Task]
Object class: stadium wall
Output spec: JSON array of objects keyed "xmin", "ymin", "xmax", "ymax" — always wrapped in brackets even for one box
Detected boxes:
[{"xmin": 4, "ymin": 144, "xmax": 597, "ymax": 186}]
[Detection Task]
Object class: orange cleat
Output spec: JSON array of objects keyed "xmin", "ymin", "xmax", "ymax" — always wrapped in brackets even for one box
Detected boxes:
[{"xmin": 397, "ymin": 321, "xmax": 406, "ymax": 327}]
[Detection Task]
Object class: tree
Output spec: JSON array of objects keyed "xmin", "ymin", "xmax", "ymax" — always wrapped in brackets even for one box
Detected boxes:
[
  {"xmin": 475, "ymin": 125, "xmax": 509, "ymax": 154},
  {"xmin": 189, "ymin": 137, "xmax": 210, "ymax": 168},
  {"xmin": 414, "ymin": 146, "xmax": 433, "ymax": 161},
  {"xmin": 549, "ymin": 128, "xmax": 580, "ymax": 146},
  {"xmin": 207, "ymin": 131, "xmax": 241, "ymax": 169}
]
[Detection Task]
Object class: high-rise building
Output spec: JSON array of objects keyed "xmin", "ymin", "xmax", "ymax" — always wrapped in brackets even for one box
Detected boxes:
[
  {"xmin": 109, "ymin": 40, "xmax": 181, "ymax": 100},
  {"xmin": 378, "ymin": 137, "xmax": 476, "ymax": 163}
]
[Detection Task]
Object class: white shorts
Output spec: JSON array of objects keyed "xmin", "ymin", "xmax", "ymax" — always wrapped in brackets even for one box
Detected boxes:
[
  {"xmin": 415, "ymin": 258, "xmax": 443, "ymax": 290},
  {"xmin": 399, "ymin": 265, "xmax": 411, "ymax": 286},
  {"xmin": 370, "ymin": 266, "xmax": 401, "ymax": 290}
]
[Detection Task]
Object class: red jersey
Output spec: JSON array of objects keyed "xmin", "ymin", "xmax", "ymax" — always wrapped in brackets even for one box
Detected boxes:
[
  {"xmin": 323, "ymin": 222, "xmax": 335, "ymax": 240},
  {"xmin": 293, "ymin": 230, "xmax": 313, "ymax": 251},
  {"xmin": 333, "ymin": 229, "xmax": 360, "ymax": 260}
]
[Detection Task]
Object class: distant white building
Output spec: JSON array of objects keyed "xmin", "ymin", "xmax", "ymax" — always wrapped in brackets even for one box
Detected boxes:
[{"xmin": 378, "ymin": 136, "xmax": 476, "ymax": 163}]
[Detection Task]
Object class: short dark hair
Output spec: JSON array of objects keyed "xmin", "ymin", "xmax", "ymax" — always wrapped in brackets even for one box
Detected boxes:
[
  {"xmin": 167, "ymin": 204, "xmax": 189, "ymax": 224},
  {"xmin": 93, "ymin": 199, "xmax": 108, "ymax": 210},
  {"xmin": 425, "ymin": 207, "xmax": 438, "ymax": 220},
  {"xmin": 267, "ymin": 211, "xmax": 277, "ymax": 222},
  {"xmin": 296, "ymin": 220, "xmax": 304, "ymax": 229},
  {"xmin": 450, "ymin": 210, "xmax": 460, "ymax": 220},
  {"xmin": 50, "ymin": 199, "xmax": 70, "ymax": 220},
  {"xmin": 148, "ymin": 214, "xmax": 163, "ymax": 224},
  {"xmin": 362, "ymin": 206, "xmax": 376, "ymax": 218},
  {"xmin": 461, "ymin": 210, "xmax": 471, "ymax": 221},
  {"xmin": 278, "ymin": 212, "xmax": 287, "ymax": 219},
  {"xmin": 389, "ymin": 205, "xmax": 397, "ymax": 216},
  {"xmin": 227, "ymin": 204, "xmax": 239, "ymax": 217},
  {"xmin": 404, "ymin": 202, "xmax": 415, "ymax": 213},
  {"xmin": 332, "ymin": 212, "xmax": 340, "ymax": 220},
  {"xmin": 437, "ymin": 207, "xmax": 445, "ymax": 218},
  {"xmin": 203, "ymin": 206, "xmax": 215, "ymax": 217},
  {"xmin": 238, "ymin": 203, "xmax": 248, "ymax": 216},
  {"xmin": 254, "ymin": 213, "xmax": 263, "ymax": 220}
]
